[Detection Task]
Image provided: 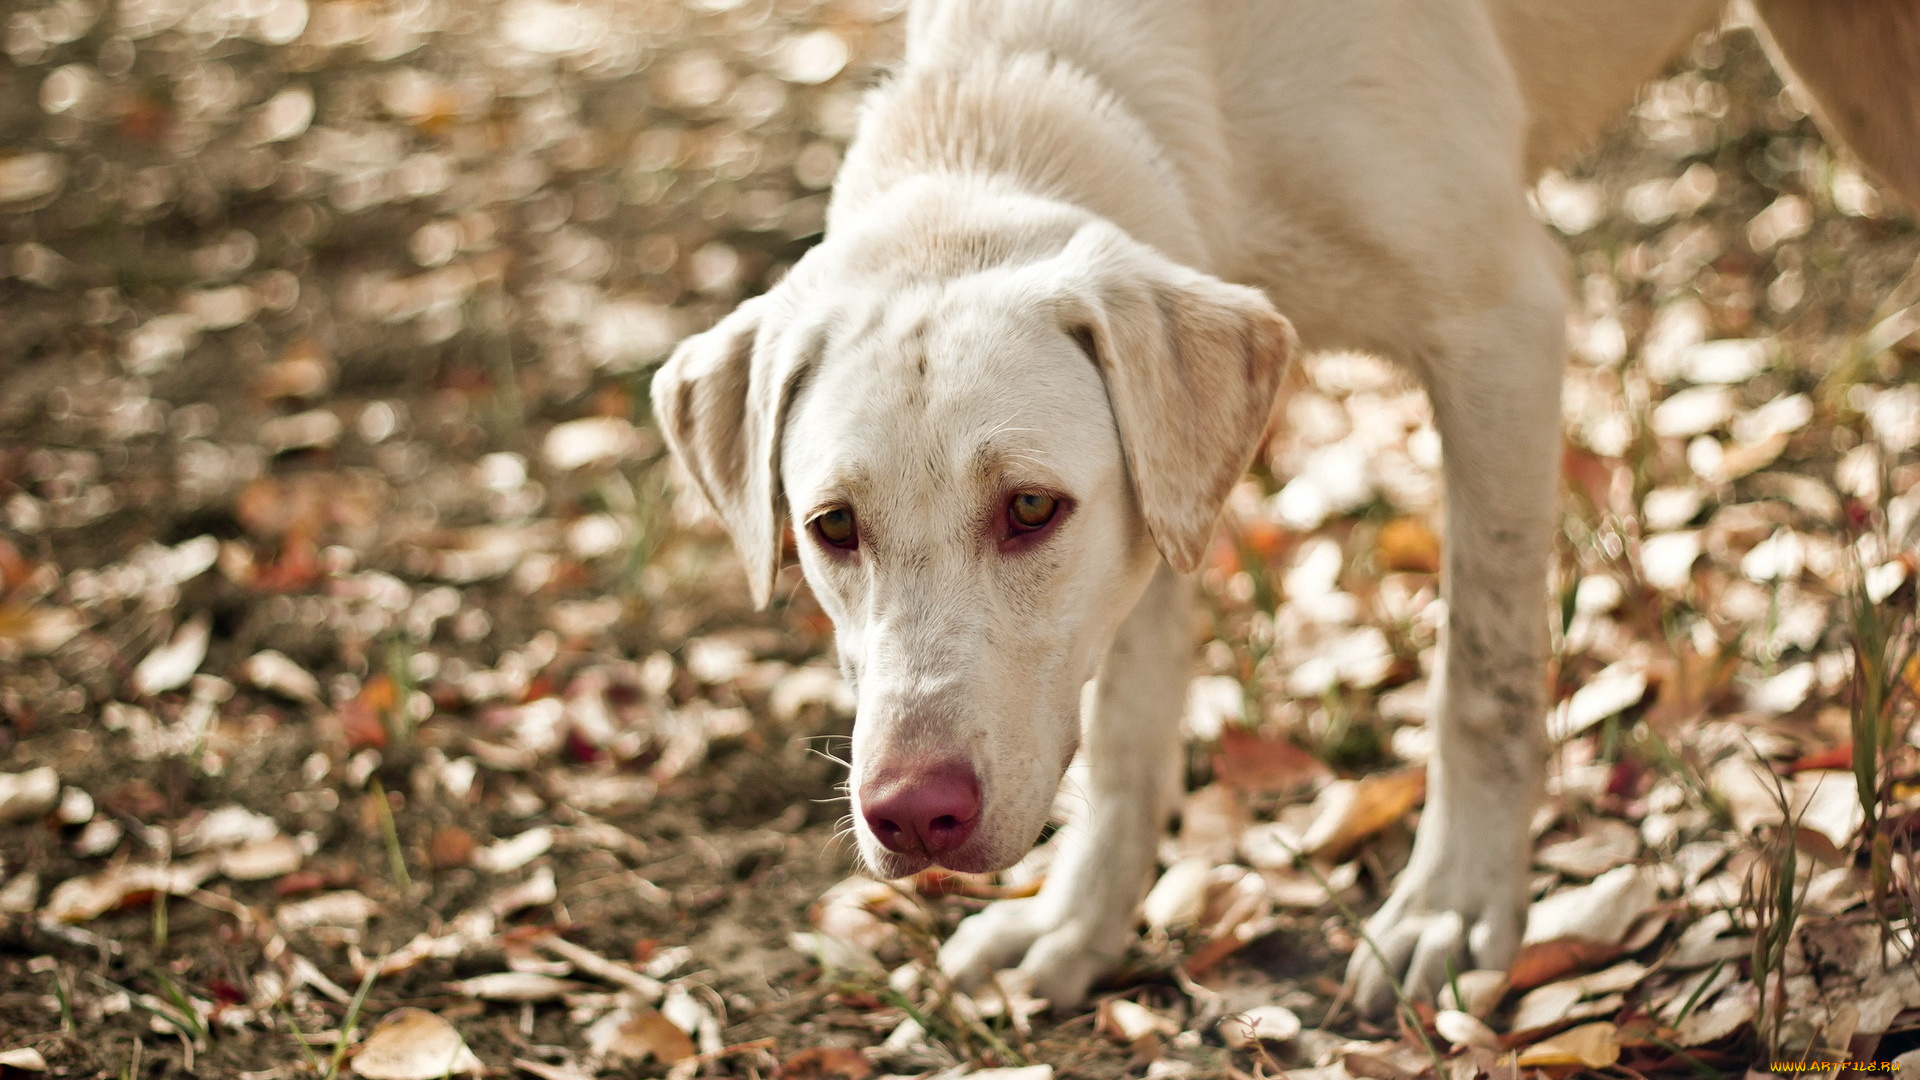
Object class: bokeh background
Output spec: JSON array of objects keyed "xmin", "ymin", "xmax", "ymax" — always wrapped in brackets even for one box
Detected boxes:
[{"xmin": 0, "ymin": 1, "xmax": 1916, "ymax": 1076}]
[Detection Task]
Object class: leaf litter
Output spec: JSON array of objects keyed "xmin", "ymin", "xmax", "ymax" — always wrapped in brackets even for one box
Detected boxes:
[{"xmin": 0, "ymin": 2, "xmax": 1917, "ymax": 1078}]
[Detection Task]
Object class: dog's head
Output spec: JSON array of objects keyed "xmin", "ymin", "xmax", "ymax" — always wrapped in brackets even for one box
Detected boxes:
[{"xmin": 652, "ymin": 186, "xmax": 1292, "ymax": 877}]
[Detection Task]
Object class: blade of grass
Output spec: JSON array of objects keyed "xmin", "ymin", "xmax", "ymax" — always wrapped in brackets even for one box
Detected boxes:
[
  {"xmin": 326, "ymin": 957, "xmax": 385, "ymax": 1080},
  {"xmin": 146, "ymin": 967, "xmax": 208, "ymax": 1044},
  {"xmin": 369, "ymin": 778, "xmax": 413, "ymax": 893},
  {"xmin": 275, "ymin": 996, "xmax": 326, "ymax": 1075}
]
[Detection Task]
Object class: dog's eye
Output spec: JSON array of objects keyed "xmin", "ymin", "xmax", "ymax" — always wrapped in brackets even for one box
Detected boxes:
[
  {"xmin": 812, "ymin": 507, "xmax": 858, "ymax": 549},
  {"xmin": 1009, "ymin": 492, "xmax": 1058, "ymax": 530}
]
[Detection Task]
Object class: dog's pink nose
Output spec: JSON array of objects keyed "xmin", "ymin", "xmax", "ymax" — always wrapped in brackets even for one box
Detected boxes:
[{"xmin": 861, "ymin": 762, "xmax": 981, "ymax": 858}]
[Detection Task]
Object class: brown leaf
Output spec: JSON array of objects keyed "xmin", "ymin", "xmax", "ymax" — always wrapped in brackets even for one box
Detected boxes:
[
  {"xmin": 340, "ymin": 674, "xmax": 396, "ymax": 750},
  {"xmin": 620, "ymin": 1008, "xmax": 695, "ymax": 1064},
  {"xmin": 1509, "ymin": 938, "xmax": 1623, "ymax": 992},
  {"xmin": 428, "ymin": 827, "xmax": 476, "ymax": 869},
  {"xmin": 1213, "ymin": 727, "xmax": 1329, "ymax": 795},
  {"xmin": 779, "ymin": 1047, "xmax": 874, "ymax": 1080}
]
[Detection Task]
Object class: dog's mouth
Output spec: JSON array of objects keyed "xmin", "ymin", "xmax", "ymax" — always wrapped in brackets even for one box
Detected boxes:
[{"xmin": 860, "ymin": 827, "xmax": 1023, "ymax": 879}]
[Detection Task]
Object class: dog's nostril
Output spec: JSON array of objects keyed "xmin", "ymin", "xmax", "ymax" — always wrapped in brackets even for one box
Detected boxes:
[{"xmin": 860, "ymin": 761, "xmax": 981, "ymax": 859}]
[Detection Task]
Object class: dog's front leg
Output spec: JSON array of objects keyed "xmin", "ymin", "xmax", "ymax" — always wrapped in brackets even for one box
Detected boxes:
[
  {"xmin": 1347, "ymin": 235, "xmax": 1568, "ymax": 1017},
  {"xmin": 941, "ymin": 562, "xmax": 1190, "ymax": 1008}
]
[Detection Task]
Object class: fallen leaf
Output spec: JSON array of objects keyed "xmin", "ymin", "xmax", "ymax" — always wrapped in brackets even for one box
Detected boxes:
[
  {"xmin": 0, "ymin": 1047, "xmax": 48, "ymax": 1070},
  {"xmin": 219, "ymin": 836, "xmax": 304, "ymax": 881},
  {"xmin": 241, "ymin": 650, "xmax": 321, "ymax": 702},
  {"xmin": 1142, "ymin": 856, "xmax": 1213, "ymax": 934},
  {"xmin": 42, "ymin": 858, "xmax": 217, "ymax": 923},
  {"xmin": 1177, "ymin": 783, "xmax": 1249, "ymax": 861},
  {"xmin": 1516, "ymin": 1022, "xmax": 1620, "ymax": 1068},
  {"xmin": 1523, "ymin": 865, "xmax": 1659, "ymax": 948},
  {"xmin": 444, "ymin": 972, "xmax": 587, "ymax": 1002},
  {"xmin": 339, "ymin": 673, "xmax": 396, "ymax": 751},
  {"xmin": 1509, "ymin": 938, "xmax": 1622, "ymax": 992},
  {"xmin": 1097, "ymin": 998, "xmax": 1174, "ymax": 1058},
  {"xmin": 351, "ymin": 1008, "xmax": 482, "ymax": 1078},
  {"xmin": 1218, "ymin": 1006, "xmax": 1301, "ymax": 1048},
  {"xmin": 1674, "ymin": 981, "xmax": 1757, "ymax": 1047},
  {"xmin": 1548, "ymin": 662, "xmax": 1649, "ymax": 742},
  {"xmin": 1376, "ymin": 517, "xmax": 1440, "ymax": 572},
  {"xmin": 1300, "ymin": 768, "xmax": 1426, "ymax": 861},
  {"xmin": 779, "ymin": 1047, "xmax": 874, "ymax": 1080},
  {"xmin": 1535, "ymin": 819, "xmax": 1641, "ymax": 879},
  {"xmin": 1212, "ymin": 727, "xmax": 1329, "ymax": 795},
  {"xmin": 131, "ymin": 614, "xmax": 210, "ymax": 696},
  {"xmin": 1436, "ymin": 969, "xmax": 1509, "ymax": 1018},
  {"xmin": 429, "ymin": 827, "xmax": 476, "ymax": 869},
  {"xmin": 0, "ymin": 767, "xmax": 60, "ymax": 823},
  {"xmin": 1434, "ymin": 1009, "xmax": 1499, "ymax": 1050},
  {"xmin": 276, "ymin": 890, "xmax": 380, "ymax": 931},
  {"xmin": 618, "ymin": 1006, "xmax": 696, "ymax": 1064},
  {"xmin": 472, "ymin": 827, "xmax": 553, "ymax": 873}
]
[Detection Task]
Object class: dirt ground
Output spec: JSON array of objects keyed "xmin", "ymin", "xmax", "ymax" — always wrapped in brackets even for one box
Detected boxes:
[{"xmin": 1, "ymin": 2, "xmax": 1917, "ymax": 1078}]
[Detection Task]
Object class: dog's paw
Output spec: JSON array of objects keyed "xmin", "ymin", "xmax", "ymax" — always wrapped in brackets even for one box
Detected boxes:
[
  {"xmin": 1345, "ymin": 864, "xmax": 1525, "ymax": 1019},
  {"xmin": 938, "ymin": 897, "xmax": 1118, "ymax": 1009}
]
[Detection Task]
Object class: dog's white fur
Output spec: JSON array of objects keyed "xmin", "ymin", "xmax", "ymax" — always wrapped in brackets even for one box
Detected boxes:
[{"xmin": 654, "ymin": 0, "xmax": 1919, "ymax": 1017}]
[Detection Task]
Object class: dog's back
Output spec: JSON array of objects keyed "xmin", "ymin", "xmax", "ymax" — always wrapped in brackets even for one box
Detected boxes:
[{"xmin": 1493, "ymin": 0, "xmax": 1920, "ymax": 208}]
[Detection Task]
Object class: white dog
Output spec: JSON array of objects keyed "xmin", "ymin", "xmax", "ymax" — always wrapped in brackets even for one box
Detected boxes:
[{"xmin": 653, "ymin": 0, "xmax": 1919, "ymax": 1016}]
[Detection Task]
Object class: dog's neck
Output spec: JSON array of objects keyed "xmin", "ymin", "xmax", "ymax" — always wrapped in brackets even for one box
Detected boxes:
[{"xmin": 828, "ymin": 4, "xmax": 1241, "ymax": 275}]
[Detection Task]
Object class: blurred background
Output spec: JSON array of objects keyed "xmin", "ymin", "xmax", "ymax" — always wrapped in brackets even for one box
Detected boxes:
[{"xmin": 0, "ymin": 1, "xmax": 1915, "ymax": 1077}]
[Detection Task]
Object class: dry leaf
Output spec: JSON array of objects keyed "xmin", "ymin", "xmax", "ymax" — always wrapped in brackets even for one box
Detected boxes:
[
  {"xmin": 1548, "ymin": 662, "xmax": 1648, "ymax": 742},
  {"xmin": 779, "ymin": 1047, "xmax": 875, "ymax": 1080},
  {"xmin": 0, "ymin": 1047, "xmax": 48, "ymax": 1070},
  {"xmin": 1218, "ymin": 1006, "xmax": 1301, "ymax": 1048},
  {"xmin": 1434, "ymin": 1009, "xmax": 1499, "ymax": 1050},
  {"xmin": 219, "ymin": 835, "xmax": 304, "ymax": 880},
  {"xmin": 445, "ymin": 973, "xmax": 587, "ymax": 1002},
  {"xmin": 1177, "ymin": 783, "xmax": 1249, "ymax": 861},
  {"xmin": 276, "ymin": 890, "xmax": 381, "ymax": 931},
  {"xmin": 1300, "ymin": 768, "xmax": 1425, "ymax": 861},
  {"xmin": 1436, "ymin": 969, "xmax": 1509, "ymax": 1017},
  {"xmin": 42, "ymin": 859, "xmax": 218, "ymax": 923},
  {"xmin": 351, "ymin": 1008, "xmax": 482, "ymax": 1078},
  {"xmin": 1142, "ymin": 856, "xmax": 1213, "ymax": 934},
  {"xmin": 0, "ymin": 768, "xmax": 60, "ymax": 823},
  {"xmin": 241, "ymin": 650, "xmax": 321, "ymax": 702},
  {"xmin": 1213, "ymin": 726, "xmax": 1329, "ymax": 795},
  {"xmin": 1515, "ymin": 1022, "xmax": 1620, "ymax": 1068},
  {"xmin": 1097, "ymin": 998, "xmax": 1174, "ymax": 1058},
  {"xmin": 131, "ymin": 614, "xmax": 210, "ymax": 696},
  {"xmin": 1509, "ymin": 938, "xmax": 1622, "ymax": 992},
  {"xmin": 1535, "ymin": 819, "xmax": 1641, "ymax": 879},
  {"xmin": 1523, "ymin": 865, "xmax": 1659, "ymax": 948},
  {"xmin": 472, "ymin": 827, "xmax": 553, "ymax": 873},
  {"xmin": 620, "ymin": 1007, "xmax": 696, "ymax": 1064},
  {"xmin": 1376, "ymin": 516, "xmax": 1440, "ymax": 572}
]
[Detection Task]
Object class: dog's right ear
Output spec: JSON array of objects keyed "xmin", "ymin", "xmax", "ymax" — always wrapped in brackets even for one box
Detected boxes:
[{"xmin": 650, "ymin": 294, "xmax": 815, "ymax": 609}]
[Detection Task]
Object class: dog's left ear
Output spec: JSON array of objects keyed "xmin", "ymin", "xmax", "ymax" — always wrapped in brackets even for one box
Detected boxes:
[
  {"xmin": 1050, "ymin": 222, "xmax": 1296, "ymax": 573},
  {"xmin": 650, "ymin": 293, "xmax": 816, "ymax": 609}
]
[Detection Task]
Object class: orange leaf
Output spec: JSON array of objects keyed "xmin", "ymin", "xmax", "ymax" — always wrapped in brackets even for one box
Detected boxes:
[
  {"xmin": 1376, "ymin": 517, "xmax": 1440, "ymax": 573},
  {"xmin": 339, "ymin": 673, "xmax": 395, "ymax": 750},
  {"xmin": 1786, "ymin": 743, "xmax": 1853, "ymax": 774}
]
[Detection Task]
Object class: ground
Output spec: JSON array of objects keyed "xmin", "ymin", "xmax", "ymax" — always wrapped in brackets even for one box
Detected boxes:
[{"xmin": 0, "ymin": 2, "xmax": 1917, "ymax": 1078}]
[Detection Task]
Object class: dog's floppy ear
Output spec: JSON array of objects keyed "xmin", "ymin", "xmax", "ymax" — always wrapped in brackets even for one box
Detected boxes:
[
  {"xmin": 1052, "ymin": 223, "xmax": 1295, "ymax": 573},
  {"xmin": 650, "ymin": 293, "xmax": 816, "ymax": 609}
]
